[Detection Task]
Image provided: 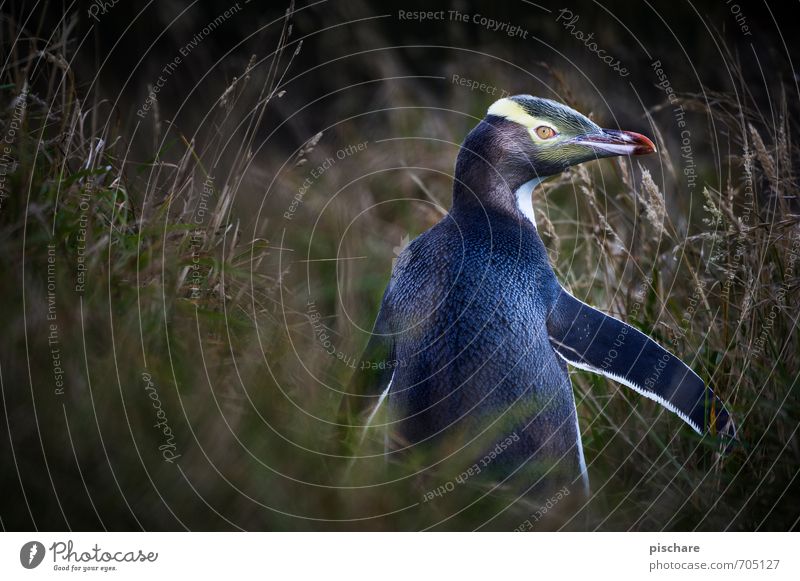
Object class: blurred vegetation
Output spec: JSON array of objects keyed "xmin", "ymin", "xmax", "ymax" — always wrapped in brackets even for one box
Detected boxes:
[{"xmin": 1, "ymin": 0, "xmax": 798, "ymax": 530}]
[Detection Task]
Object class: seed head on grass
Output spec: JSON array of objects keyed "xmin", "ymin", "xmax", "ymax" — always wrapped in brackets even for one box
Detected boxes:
[{"xmin": 638, "ymin": 164, "xmax": 666, "ymax": 237}]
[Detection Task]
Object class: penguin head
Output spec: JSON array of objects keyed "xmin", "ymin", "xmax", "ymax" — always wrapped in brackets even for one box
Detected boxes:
[{"xmin": 482, "ymin": 94, "xmax": 656, "ymax": 186}]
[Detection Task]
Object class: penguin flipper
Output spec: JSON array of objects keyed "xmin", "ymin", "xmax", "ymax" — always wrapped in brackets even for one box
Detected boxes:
[
  {"xmin": 338, "ymin": 303, "xmax": 395, "ymax": 427},
  {"xmin": 546, "ymin": 287, "xmax": 736, "ymax": 446}
]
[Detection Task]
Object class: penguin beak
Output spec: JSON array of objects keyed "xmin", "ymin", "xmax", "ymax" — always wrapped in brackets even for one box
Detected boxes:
[{"xmin": 573, "ymin": 129, "xmax": 657, "ymax": 157}]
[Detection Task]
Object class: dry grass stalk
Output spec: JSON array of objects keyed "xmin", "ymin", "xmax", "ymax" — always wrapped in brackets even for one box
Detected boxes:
[{"xmin": 638, "ymin": 164, "xmax": 666, "ymax": 236}]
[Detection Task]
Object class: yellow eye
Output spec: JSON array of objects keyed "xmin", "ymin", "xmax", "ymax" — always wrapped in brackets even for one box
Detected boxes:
[{"xmin": 534, "ymin": 126, "xmax": 557, "ymax": 139}]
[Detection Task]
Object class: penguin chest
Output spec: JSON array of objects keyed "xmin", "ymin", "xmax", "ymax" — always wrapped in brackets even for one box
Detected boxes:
[{"xmin": 389, "ymin": 242, "xmax": 572, "ymax": 432}]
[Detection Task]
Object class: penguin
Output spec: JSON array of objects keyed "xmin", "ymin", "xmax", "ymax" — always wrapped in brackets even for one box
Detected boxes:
[{"xmin": 345, "ymin": 95, "xmax": 735, "ymax": 495}]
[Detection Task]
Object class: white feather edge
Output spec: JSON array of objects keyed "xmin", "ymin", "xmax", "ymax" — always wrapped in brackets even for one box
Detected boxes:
[
  {"xmin": 572, "ymin": 406, "xmax": 590, "ymax": 493},
  {"xmin": 358, "ymin": 370, "xmax": 395, "ymax": 448},
  {"xmin": 552, "ymin": 346, "xmax": 703, "ymax": 435}
]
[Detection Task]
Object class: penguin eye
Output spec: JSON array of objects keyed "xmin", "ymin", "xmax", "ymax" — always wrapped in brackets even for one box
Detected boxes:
[{"xmin": 534, "ymin": 126, "xmax": 557, "ymax": 140}]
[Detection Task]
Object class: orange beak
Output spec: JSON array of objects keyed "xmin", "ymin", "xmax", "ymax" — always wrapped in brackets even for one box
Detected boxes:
[{"xmin": 574, "ymin": 129, "xmax": 657, "ymax": 156}]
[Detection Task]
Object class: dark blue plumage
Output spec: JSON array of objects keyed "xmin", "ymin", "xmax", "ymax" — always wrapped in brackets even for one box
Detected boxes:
[
  {"xmin": 382, "ymin": 200, "xmax": 583, "ymax": 486},
  {"xmin": 347, "ymin": 95, "xmax": 735, "ymax": 495}
]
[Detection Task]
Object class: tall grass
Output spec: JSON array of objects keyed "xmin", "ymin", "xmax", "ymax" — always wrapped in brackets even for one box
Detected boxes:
[{"xmin": 1, "ymin": 4, "xmax": 797, "ymax": 531}]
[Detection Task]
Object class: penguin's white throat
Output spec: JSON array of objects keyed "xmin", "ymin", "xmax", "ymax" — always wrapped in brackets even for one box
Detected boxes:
[{"xmin": 514, "ymin": 177, "xmax": 546, "ymax": 228}]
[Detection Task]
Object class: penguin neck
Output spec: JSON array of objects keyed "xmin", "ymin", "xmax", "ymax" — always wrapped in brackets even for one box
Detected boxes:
[{"xmin": 451, "ymin": 123, "xmax": 546, "ymax": 230}]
